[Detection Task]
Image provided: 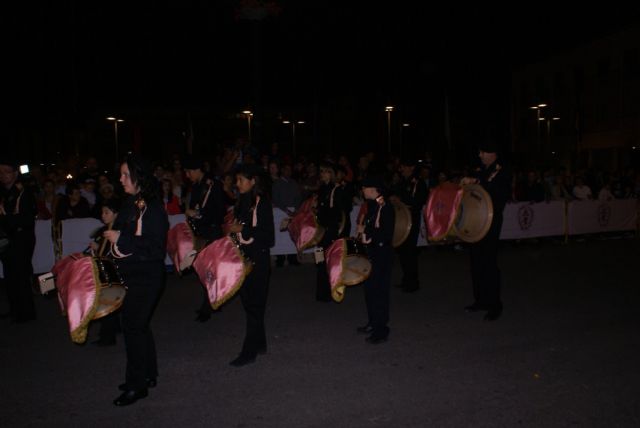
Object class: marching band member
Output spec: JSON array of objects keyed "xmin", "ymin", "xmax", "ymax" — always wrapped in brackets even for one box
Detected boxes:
[
  {"xmin": 105, "ymin": 154, "xmax": 169, "ymax": 406},
  {"xmin": 0, "ymin": 159, "xmax": 37, "ymax": 323},
  {"xmin": 228, "ymin": 164, "xmax": 274, "ymax": 366},
  {"xmin": 461, "ymin": 140, "xmax": 511, "ymax": 321},
  {"xmin": 182, "ymin": 155, "xmax": 226, "ymax": 322},
  {"xmin": 315, "ymin": 162, "xmax": 344, "ymax": 302},
  {"xmin": 391, "ymin": 157, "xmax": 428, "ymax": 293},
  {"xmin": 356, "ymin": 175, "xmax": 395, "ymax": 344}
]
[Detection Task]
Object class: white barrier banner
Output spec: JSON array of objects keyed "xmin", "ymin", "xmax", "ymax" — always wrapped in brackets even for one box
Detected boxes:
[
  {"xmin": 166, "ymin": 214, "xmax": 186, "ymax": 264},
  {"xmin": 500, "ymin": 201, "xmax": 565, "ymax": 240},
  {"xmin": 568, "ymin": 199, "xmax": 637, "ymax": 235},
  {"xmin": 33, "ymin": 220, "xmax": 55, "ymax": 274},
  {"xmin": 61, "ymin": 218, "xmax": 103, "ymax": 256}
]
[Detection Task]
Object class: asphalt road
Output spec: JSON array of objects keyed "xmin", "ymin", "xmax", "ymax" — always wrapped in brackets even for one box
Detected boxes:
[{"xmin": 2, "ymin": 237, "xmax": 639, "ymax": 427}]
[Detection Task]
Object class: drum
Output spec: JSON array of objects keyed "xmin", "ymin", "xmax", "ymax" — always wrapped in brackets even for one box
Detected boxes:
[
  {"xmin": 424, "ymin": 183, "xmax": 493, "ymax": 243},
  {"xmin": 453, "ymin": 184, "xmax": 494, "ymax": 243},
  {"xmin": 51, "ymin": 254, "xmax": 126, "ymax": 343},
  {"xmin": 288, "ymin": 197, "xmax": 325, "ymax": 251},
  {"xmin": 391, "ymin": 200, "xmax": 412, "ymax": 247},
  {"xmin": 167, "ymin": 221, "xmax": 206, "ymax": 272},
  {"xmin": 94, "ymin": 284, "xmax": 126, "ymax": 319},
  {"xmin": 325, "ymin": 238, "xmax": 372, "ymax": 302},
  {"xmin": 192, "ymin": 235, "xmax": 253, "ymax": 310}
]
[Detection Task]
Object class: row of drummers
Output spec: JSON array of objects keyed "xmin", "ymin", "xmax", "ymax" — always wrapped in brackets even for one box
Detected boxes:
[
  {"xmin": 43, "ymin": 181, "xmax": 492, "ymax": 343},
  {"xmin": 170, "ymin": 180, "xmax": 493, "ymax": 304}
]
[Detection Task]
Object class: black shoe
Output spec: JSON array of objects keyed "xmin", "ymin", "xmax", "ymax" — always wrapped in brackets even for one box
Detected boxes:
[
  {"xmin": 484, "ymin": 306, "xmax": 503, "ymax": 321},
  {"xmin": 356, "ymin": 324, "xmax": 373, "ymax": 334},
  {"xmin": 113, "ymin": 389, "xmax": 148, "ymax": 406},
  {"xmin": 289, "ymin": 260, "xmax": 301, "ymax": 266},
  {"xmin": 118, "ymin": 378, "xmax": 156, "ymax": 391},
  {"xmin": 365, "ymin": 334, "xmax": 388, "ymax": 345},
  {"xmin": 92, "ymin": 338, "xmax": 116, "ymax": 347},
  {"xmin": 229, "ymin": 354, "xmax": 256, "ymax": 367}
]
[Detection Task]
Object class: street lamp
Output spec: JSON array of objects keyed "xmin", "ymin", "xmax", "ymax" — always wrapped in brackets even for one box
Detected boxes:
[
  {"xmin": 529, "ymin": 103, "xmax": 547, "ymax": 151},
  {"xmin": 400, "ymin": 123, "xmax": 410, "ymax": 156},
  {"xmin": 283, "ymin": 120, "xmax": 305, "ymax": 158},
  {"xmin": 242, "ymin": 110, "xmax": 253, "ymax": 143},
  {"xmin": 385, "ymin": 106, "xmax": 394, "ymax": 153},
  {"xmin": 106, "ymin": 117, "xmax": 124, "ymax": 162},
  {"xmin": 543, "ymin": 116, "xmax": 560, "ymax": 153}
]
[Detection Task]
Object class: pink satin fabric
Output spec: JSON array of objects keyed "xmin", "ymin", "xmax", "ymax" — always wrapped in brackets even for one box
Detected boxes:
[
  {"xmin": 424, "ymin": 182, "xmax": 463, "ymax": 241},
  {"xmin": 192, "ymin": 236, "xmax": 252, "ymax": 310},
  {"xmin": 166, "ymin": 222, "xmax": 195, "ymax": 271},
  {"xmin": 52, "ymin": 255, "xmax": 100, "ymax": 343},
  {"xmin": 288, "ymin": 198, "xmax": 321, "ymax": 251},
  {"xmin": 325, "ymin": 238, "xmax": 347, "ymax": 301}
]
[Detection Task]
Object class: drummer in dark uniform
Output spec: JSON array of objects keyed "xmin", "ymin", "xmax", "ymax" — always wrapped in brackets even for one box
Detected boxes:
[
  {"xmin": 105, "ymin": 154, "xmax": 169, "ymax": 406},
  {"xmin": 461, "ymin": 140, "xmax": 512, "ymax": 321},
  {"xmin": 0, "ymin": 159, "xmax": 37, "ymax": 323},
  {"xmin": 183, "ymin": 155, "xmax": 226, "ymax": 322},
  {"xmin": 356, "ymin": 175, "xmax": 395, "ymax": 344},
  {"xmin": 391, "ymin": 157, "xmax": 428, "ymax": 292},
  {"xmin": 315, "ymin": 162, "xmax": 345, "ymax": 302}
]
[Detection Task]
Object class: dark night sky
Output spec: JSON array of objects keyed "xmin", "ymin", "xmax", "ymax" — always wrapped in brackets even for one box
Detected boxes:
[{"xmin": 5, "ymin": 1, "xmax": 640, "ymax": 159}]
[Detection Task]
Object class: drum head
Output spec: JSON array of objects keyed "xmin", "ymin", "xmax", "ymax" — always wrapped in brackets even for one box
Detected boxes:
[
  {"xmin": 94, "ymin": 284, "xmax": 125, "ymax": 320},
  {"xmin": 453, "ymin": 184, "xmax": 494, "ymax": 243},
  {"xmin": 392, "ymin": 200, "xmax": 412, "ymax": 247},
  {"xmin": 343, "ymin": 255, "xmax": 371, "ymax": 286}
]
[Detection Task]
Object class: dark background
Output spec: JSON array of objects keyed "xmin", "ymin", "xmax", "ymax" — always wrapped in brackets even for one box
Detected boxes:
[{"xmin": 5, "ymin": 1, "xmax": 640, "ymax": 165}]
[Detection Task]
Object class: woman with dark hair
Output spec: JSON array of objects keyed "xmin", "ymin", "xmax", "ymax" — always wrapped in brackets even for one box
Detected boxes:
[
  {"xmin": 228, "ymin": 164, "xmax": 274, "ymax": 366},
  {"xmin": 104, "ymin": 154, "xmax": 169, "ymax": 406},
  {"xmin": 161, "ymin": 178, "xmax": 182, "ymax": 215}
]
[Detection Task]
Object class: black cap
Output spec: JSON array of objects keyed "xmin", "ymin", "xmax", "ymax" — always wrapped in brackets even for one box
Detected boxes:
[
  {"xmin": 182, "ymin": 155, "xmax": 204, "ymax": 171},
  {"xmin": 361, "ymin": 175, "xmax": 385, "ymax": 191},
  {"xmin": 478, "ymin": 139, "xmax": 499, "ymax": 153}
]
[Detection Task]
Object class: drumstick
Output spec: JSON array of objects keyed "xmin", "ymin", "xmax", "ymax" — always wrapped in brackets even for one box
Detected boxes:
[{"xmin": 98, "ymin": 222, "xmax": 113, "ymax": 257}]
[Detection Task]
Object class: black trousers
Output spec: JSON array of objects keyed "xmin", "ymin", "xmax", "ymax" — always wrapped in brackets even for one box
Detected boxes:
[
  {"xmin": 364, "ymin": 245, "xmax": 393, "ymax": 338},
  {"xmin": 396, "ymin": 216, "xmax": 421, "ymax": 289},
  {"xmin": 120, "ymin": 261, "xmax": 165, "ymax": 390},
  {"xmin": 239, "ymin": 249, "xmax": 270, "ymax": 356},
  {"xmin": 1, "ymin": 232, "xmax": 36, "ymax": 321},
  {"xmin": 98, "ymin": 310, "xmax": 121, "ymax": 342},
  {"xmin": 469, "ymin": 216, "xmax": 503, "ymax": 309}
]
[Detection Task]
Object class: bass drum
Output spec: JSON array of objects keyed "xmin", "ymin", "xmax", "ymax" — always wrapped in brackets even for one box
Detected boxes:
[
  {"xmin": 391, "ymin": 200, "xmax": 412, "ymax": 247},
  {"xmin": 325, "ymin": 238, "xmax": 371, "ymax": 302},
  {"xmin": 453, "ymin": 184, "xmax": 493, "ymax": 243}
]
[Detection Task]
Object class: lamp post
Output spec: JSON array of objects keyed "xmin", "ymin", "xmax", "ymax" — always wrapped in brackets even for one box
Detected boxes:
[
  {"xmin": 106, "ymin": 117, "xmax": 124, "ymax": 162},
  {"xmin": 385, "ymin": 106, "xmax": 394, "ymax": 153},
  {"xmin": 544, "ymin": 116, "xmax": 560, "ymax": 154},
  {"xmin": 529, "ymin": 103, "xmax": 547, "ymax": 152},
  {"xmin": 283, "ymin": 120, "xmax": 304, "ymax": 158},
  {"xmin": 242, "ymin": 110, "xmax": 253, "ymax": 143},
  {"xmin": 399, "ymin": 123, "xmax": 410, "ymax": 156}
]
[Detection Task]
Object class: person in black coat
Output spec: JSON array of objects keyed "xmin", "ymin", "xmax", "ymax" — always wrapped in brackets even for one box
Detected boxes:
[
  {"xmin": 314, "ymin": 162, "xmax": 345, "ymax": 301},
  {"xmin": 183, "ymin": 155, "xmax": 227, "ymax": 322},
  {"xmin": 0, "ymin": 160, "xmax": 37, "ymax": 323},
  {"xmin": 105, "ymin": 154, "xmax": 169, "ymax": 406},
  {"xmin": 461, "ymin": 141, "xmax": 512, "ymax": 321},
  {"xmin": 228, "ymin": 164, "xmax": 274, "ymax": 367},
  {"xmin": 391, "ymin": 157, "xmax": 428, "ymax": 292},
  {"xmin": 356, "ymin": 175, "xmax": 395, "ymax": 344}
]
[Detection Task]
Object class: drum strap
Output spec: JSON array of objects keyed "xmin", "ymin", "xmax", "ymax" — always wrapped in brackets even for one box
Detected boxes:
[
  {"xmin": 237, "ymin": 196, "xmax": 260, "ymax": 245},
  {"xmin": 201, "ymin": 179, "xmax": 214, "ymax": 209},
  {"xmin": 14, "ymin": 190, "xmax": 23, "ymax": 214},
  {"xmin": 329, "ymin": 184, "xmax": 338, "ymax": 208}
]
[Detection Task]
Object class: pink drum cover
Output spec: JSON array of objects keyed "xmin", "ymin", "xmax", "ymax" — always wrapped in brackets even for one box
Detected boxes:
[
  {"xmin": 325, "ymin": 238, "xmax": 347, "ymax": 302},
  {"xmin": 52, "ymin": 255, "xmax": 100, "ymax": 344},
  {"xmin": 424, "ymin": 182, "xmax": 463, "ymax": 241},
  {"xmin": 288, "ymin": 197, "xmax": 321, "ymax": 251},
  {"xmin": 166, "ymin": 222, "xmax": 195, "ymax": 271},
  {"xmin": 192, "ymin": 236, "xmax": 252, "ymax": 310}
]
